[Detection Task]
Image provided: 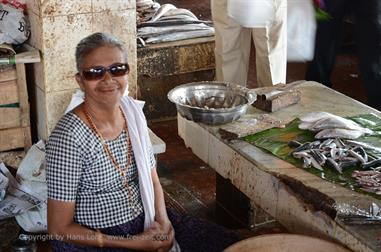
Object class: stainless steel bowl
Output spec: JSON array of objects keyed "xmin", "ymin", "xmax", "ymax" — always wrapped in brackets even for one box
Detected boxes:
[{"xmin": 168, "ymin": 81, "xmax": 257, "ymax": 125}]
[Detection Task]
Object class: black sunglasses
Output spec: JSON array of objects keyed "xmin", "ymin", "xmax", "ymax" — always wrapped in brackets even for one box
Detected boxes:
[{"xmin": 81, "ymin": 63, "xmax": 130, "ymax": 81}]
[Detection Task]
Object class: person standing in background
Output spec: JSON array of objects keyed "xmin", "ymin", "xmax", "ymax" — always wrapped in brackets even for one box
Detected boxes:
[
  {"xmin": 211, "ymin": 0, "xmax": 287, "ymax": 87},
  {"xmin": 306, "ymin": 0, "xmax": 381, "ymax": 111}
]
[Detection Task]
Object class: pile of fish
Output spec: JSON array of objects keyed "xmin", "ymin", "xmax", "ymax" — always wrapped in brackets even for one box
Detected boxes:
[
  {"xmin": 289, "ymin": 137, "xmax": 381, "ymax": 194},
  {"xmin": 136, "ymin": 0, "xmax": 214, "ymax": 46},
  {"xmin": 298, "ymin": 112, "xmax": 373, "ymax": 139},
  {"xmin": 288, "ymin": 112, "xmax": 381, "ymax": 194},
  {"xmin": 288, "ymin": 138, "xmax": 381, "ymax": 173}
]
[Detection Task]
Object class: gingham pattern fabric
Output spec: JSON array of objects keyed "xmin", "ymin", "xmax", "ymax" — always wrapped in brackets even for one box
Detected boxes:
[{"xmin": 46, "ymin": 112, "xmax": 156, "ymax": 229}]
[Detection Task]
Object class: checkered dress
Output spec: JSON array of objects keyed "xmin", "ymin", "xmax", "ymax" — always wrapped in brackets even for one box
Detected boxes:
[{"xmin": 46, "ymin": 112, "xmax": 156, "ymax": 229}]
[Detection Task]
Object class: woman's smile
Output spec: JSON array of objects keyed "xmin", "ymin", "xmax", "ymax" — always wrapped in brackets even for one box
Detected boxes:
[{"xmin": 97, "ymin": 85, "xmax": 120, "ymax": 93}]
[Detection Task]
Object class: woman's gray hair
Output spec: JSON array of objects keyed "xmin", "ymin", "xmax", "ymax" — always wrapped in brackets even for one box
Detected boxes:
[{"xmin": 75, "ymin": 32, "xmax": 128, "ymax": 71}]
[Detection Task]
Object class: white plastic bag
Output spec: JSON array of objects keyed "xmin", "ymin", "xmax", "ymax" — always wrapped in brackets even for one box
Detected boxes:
[
  {"xmin": 287, "ymin": 0, "xmax": 316, "ymax": 62},
  {"xmin": 0, "ymin": 170, "xmax": 9, "ymax": 202},
  {"xmin": 15, "ymin": 140, "xmax": 47, "ymax": 233},
  {"xmin": 0, "ymin": 1, "xmax": 30, "ymax": 44},
  {"xmin": 227, "ymin": 0, "xmax": 276, "ymax": 28}
]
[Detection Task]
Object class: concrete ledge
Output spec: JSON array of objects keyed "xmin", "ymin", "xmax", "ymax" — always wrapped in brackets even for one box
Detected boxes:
[{"xmin": 149, "ymin": 128, "xmax": 166, "ymax": 154}]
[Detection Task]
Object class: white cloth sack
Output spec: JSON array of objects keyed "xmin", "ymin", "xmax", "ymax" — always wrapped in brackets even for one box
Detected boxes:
[
  {"xmin": 287, "ymin": 0, "xmax": 316, "ymax": 62},
  {"xmin": 0, "ymin": 2, "xmax": 30, "ymax": 44},
  {"xmin": 15, "ymin": 140, "xmax": 48, "ymax": 232},
  {"xmin": 0, "ymin": 169, "xmax": 8, "ymax": 202},
  {"xmin": 121, "ymin": 97, "xmax": 180, "ymax": 251},
  {"xmin": 120, "ymin": 96, "xmax": 156, "ymax": 230},
  {"xmin": 227, "ymin": 0, "xmax": 277, "ymax": 28}
]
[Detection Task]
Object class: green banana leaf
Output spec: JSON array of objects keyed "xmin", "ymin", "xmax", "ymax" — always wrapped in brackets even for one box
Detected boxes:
[{"xmin": 243, "ymin": 113, "xmax": 381, "ymax": 199}]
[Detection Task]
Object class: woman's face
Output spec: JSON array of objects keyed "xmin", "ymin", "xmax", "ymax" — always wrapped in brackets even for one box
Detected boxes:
[{"xmin": 76, "ymin": 45, "xmax": 128, "ymax": 107}]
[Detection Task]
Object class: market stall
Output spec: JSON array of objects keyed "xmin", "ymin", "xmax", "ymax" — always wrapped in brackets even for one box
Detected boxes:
[{"xmin": 177, "ymin": 81, "xmax": 381, "ymax": 252}]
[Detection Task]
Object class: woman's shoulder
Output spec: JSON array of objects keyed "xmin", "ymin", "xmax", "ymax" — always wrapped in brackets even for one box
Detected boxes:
[{"xmin": 48, "ymin": 111, "xmax": 89, "ymax": 143}]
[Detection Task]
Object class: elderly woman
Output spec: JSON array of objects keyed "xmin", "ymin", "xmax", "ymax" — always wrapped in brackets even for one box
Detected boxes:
[{"xmin": 46, "ymin": 32, "xmax": 240, "ymax": 252}]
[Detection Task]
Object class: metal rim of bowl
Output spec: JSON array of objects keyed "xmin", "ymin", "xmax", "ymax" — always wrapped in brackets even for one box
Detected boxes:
[{"xmin": 167, "ymin": 81, "xmax": 257, "ymax": 113}]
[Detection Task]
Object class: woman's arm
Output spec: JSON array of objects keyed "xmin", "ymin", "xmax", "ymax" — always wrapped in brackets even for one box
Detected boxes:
[
  {"xmin": 48, "ymin": 199, "xmax": 170, "ymax": 250},
  {"xmin": 151, "ymin": 167, "xmax": 175, "ymax": 251},
  {"xmin": 151, "ymin": 168, "xmax": 169, "ymax": 223}
]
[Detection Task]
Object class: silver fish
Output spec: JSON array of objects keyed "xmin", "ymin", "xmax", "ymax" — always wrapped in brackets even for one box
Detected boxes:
[
  {"xmin": 294, "ymin": 151, "xmax": 324, "ymax": 171},
  {"xmin": 299, "ymin": 111, "xmax": 335, "ymax": 123},
  {"xmin": 326, "ymin": 158, "xmax": 342, "ymax": 174},
  {"xmin": 148, "ymin": 4, "xmax": 177, "ymax": 22},
  {"xmin": 157, "ymin": 15, "xmax": 199, "ymax": 22},
  {"xmin": 162, "ymin": 8, "xmax": 198, "ymax": 20},
  {"xmin": 291, "ymin": 142, "xmax": 312, "ymax": 153},
  {"xmin": 310, "ymin": 149, "xmax": 327, "ymax": 165},
  {"xmin": 292, "ymin": 151, "xmax": 311, "ymax": 159},
  {"xmin": 298, "ymin": 121, "xmax": 315, "ymax": 130},
  {"xmin": 340, "ymin": 159, "xmax": 359, "ymax": 168},
  {"xmin": 136, "ymin": 0, "xmax": 155, "ymax": 7},
  {"xmin": 293, "ymin": 152, "xmax": 322, "ymax": 170},
  {"xmin": 319, "ymin": 138, "xmax": 334, "ymax": 149},
  {"xmin": 352, "ymin": 146, "xmax": 368, "ymax": 162},
  {"xmin": 362, "ymin": 159, "xmax": 381, "ymax": 169},
  {"xmin": 311, "ymin": 116, "xmax": 372, "ymax": 133},
  {"xmin": 302, "ymin": 157, "xmax": 312, "ymax": 168},
  {"xmin": 344, "ymin": 140, "xmax": 381, "ymax": 154},
  {"xmin": 299, "ymin": 112, "xmax": 373, "ymax": 137},
  {"xmin": 315, "ymin": 128, "xmax": 365, "ymax": 140},
  {"xmin": 310, "ymin": 156, "xmax": 324, "ymax": 171},
  {"xmin": 138, "ymin": 24, "xmax": 212, "ymax": 38},
  {"xmin": 330, "ymin": 147, "xmax": 346, "ymax": 160},
  {"xmin": 138, "ymin": 20, "xmax": 212, "ymax": 28},
  {"xmin": 334, "ymin": 138, "xmax": 346, "ymax": 148},
  {"xmin": 137, "ymin": 37, "xmax": 146, "ymax": 47},
  {"xmin": 145, "ymin": 29, "xmax": 215, "ymax": 44}
]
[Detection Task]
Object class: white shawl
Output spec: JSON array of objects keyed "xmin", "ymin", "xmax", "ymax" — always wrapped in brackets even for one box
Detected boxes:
[
  {"xmin": 121, "ymin": 97, "xmax": 180, "ymax": 251},
  {"xmin": 120, "ymin": 96, "xmax": 155, "ymax": 229}
]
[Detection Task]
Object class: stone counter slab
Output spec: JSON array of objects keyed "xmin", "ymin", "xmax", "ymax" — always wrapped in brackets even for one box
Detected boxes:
[{"xmin": 178, "ymin": 81, "xmax": 381, "ymax": 252}]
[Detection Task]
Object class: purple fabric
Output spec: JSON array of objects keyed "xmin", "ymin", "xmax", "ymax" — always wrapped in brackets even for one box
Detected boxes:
[{"xmin": 51, "ymin": 209, "xmax": 241, "ymax": 252}]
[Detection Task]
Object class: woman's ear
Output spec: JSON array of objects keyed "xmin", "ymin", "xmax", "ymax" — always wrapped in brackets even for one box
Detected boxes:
[{"xmin": 75, "ymin": 73, "xmax": 85, "ymax": 91}]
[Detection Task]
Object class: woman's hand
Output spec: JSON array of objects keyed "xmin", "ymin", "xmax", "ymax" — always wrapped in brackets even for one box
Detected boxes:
[
  {"xmin": 155, "ymin": 219, "xmax": 175, "ymax": 252},
  {"xmin": 129, "ymin": 221, "xmax": 173, "ymax": 251}
]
